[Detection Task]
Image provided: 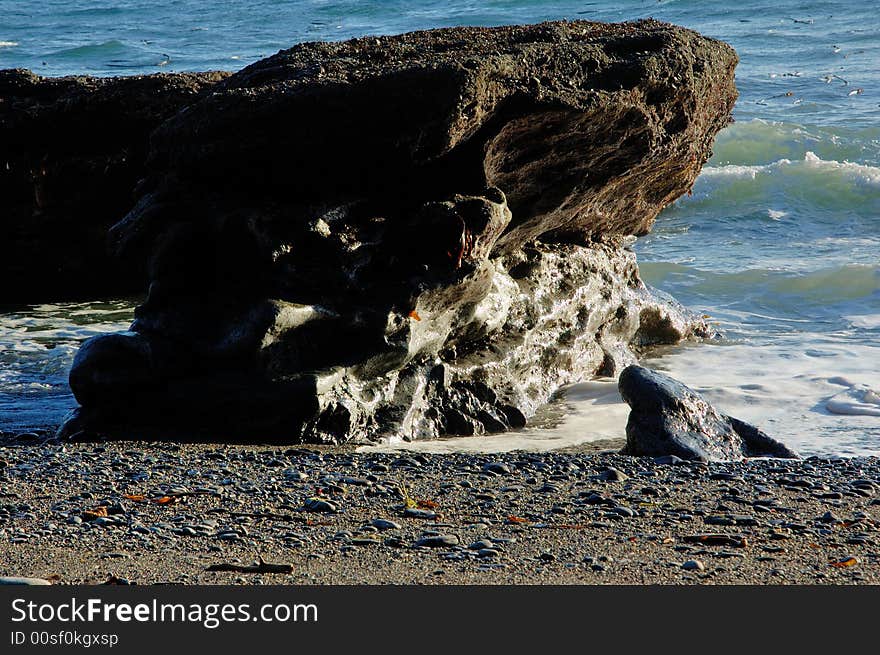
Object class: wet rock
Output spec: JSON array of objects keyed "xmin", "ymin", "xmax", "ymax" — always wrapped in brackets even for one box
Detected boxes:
[
  {"xmin": 619, "ymin": 366, "xmax": 799, "ymax": 462},
  {"xmin": 61, "ymin": 20, "xmax": 735, "ymax": 444}
]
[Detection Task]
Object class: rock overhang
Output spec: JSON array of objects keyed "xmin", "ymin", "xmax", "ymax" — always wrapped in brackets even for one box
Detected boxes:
[{"xmin": 50, "ymin": 20, "xmax": 738, "ymax": 443}]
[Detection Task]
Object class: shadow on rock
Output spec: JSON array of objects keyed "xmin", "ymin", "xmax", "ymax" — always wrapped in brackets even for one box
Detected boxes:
[{"xmin": 55, "ymin": 20, "xmax": 738, "ymax": 443}]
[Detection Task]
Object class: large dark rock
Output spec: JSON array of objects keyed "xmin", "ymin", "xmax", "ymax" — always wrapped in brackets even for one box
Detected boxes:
[
  {"xmin": 59, "ymin": 20, "xmax": 737, "ymax": 443},
  {"xmin": 0, "ymin": 69, "xmax": 228, "ymax": 304},
  {"xmin": 619, "ymin": 365, "xmax": 799, "ymax": 461}
]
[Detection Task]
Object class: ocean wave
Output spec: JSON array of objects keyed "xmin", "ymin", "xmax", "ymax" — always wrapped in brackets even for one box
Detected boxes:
[
  {"xmin": 0, "ymin": 41, "xmax": 18, "ymax": 48},
  {"xmin": 701, "ymin": 151, "xmax": 880, "ymax": 186},
  {"xmin": 711, "ymin": 118, "xmax": 880, "ymax": 167},
  {"xmin": 845, "ymin": 314, "xmax": 880, "ymax": 330},
  {"xmin": 43, "ymin": 40, "xmax": 169, "ymax": 71},
  {"xmin": 46, "ymin": 39, "xmax": 130, "ymax": 58},
  {"xmin": 640, "ymin": 261, "xmax": 879, "ymax": 307},
  {"xmin": 674, "ymin": 151, "xmax": 880, "ymax": 219},
  {"xmin": 0, "ymin": 302, "xmax": 134, "ymax": 395},
  {"xmin": 0, "ymin": 301, "xmax": 132, "ymax": 432}
]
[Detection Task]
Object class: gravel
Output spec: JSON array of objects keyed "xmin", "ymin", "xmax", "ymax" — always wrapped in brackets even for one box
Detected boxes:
[{"xmin": 0, "ymin": 433, "xmax": 878, "ymax": 585}]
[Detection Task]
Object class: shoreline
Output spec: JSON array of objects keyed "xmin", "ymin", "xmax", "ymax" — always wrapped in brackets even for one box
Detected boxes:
[{"xmin": 1, "ymin": 437, "xmax": 877, "ymax": 585}]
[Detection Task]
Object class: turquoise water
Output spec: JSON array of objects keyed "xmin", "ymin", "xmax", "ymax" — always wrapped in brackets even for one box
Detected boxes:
[{"xmin": 1, "ymin": 1, "xmax": 878, "ymax": 454}]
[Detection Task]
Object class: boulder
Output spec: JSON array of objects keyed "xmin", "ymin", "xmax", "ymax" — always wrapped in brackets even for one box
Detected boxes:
[
  {"xmin": 0, "ymin": 69, "xmax": 228, "ymax": 303},
  {"xmin": 59, "ymin": 20, "xmax": 737, "ymax": 443},
  {"xmin": 618, "ymin": 365, "xmax": 799, "ymax": 461}
]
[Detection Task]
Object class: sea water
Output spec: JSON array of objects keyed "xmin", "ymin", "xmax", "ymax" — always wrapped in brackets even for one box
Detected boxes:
[{"xmin": 1, "ymin": 1, "xmax": 877, "ymax": 456}]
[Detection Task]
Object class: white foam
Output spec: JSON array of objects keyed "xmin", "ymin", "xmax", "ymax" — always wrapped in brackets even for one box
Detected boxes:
[
  {"xmin": 359, "ymin": 332, "xmax": 880, "ymax": 457},
  {"xmin": 639, "ymin": 338, "xmax": 880, "ymax": 457},
  {"xmin": 767, "ymin": 209, "xmax": 787, "ymax": 220},
  {"xmin": 827, "ymin": 384, "xmax": 880, "ymax": 417},
  {"xmin": 701, "ymin": 162, "xmax": 772, "ymax": 180},
  {"xmin": 0, "ymin": 302, "xmax": 134, "ymax": 431},
  {"xmin": 701, "ymin": 152, "xmax": 880, "ymax": 185},
  {"xmin": 0, "ymin": 41, "xmax": 18, "ymax": 48},
  {"xmin": 358, "ymin": 379, "xmax": 628, "ymax": 454},
  {"xmin": 845, "ymin": 314, "xmax": 880, "ymax": 329}
]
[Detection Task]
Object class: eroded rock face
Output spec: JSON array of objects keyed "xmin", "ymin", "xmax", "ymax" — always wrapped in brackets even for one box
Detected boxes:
[
  {"xmin": 59, "ymin": 20, "xmax": 738, "ymax": 443},
  {"xmin": 0, "ymin": 69, "xmax": 228, "ymax": 303},
  {"xmin": 619, "ymin": 365, "xmax": 799, "ymax": 461}
]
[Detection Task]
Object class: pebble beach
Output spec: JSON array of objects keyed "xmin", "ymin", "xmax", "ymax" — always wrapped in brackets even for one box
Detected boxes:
[{"xmin": 1, "ymin": 433, "xmax": 878, "ymax": 585}]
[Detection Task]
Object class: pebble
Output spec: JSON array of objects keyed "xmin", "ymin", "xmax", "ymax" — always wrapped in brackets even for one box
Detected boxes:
[
  {"xmin": 391, "ymin": 457, "xmax": 421, "ymax": 469},
  {"xmin": 371, "ymin": 519, "xmax": 402, "ymax": 531},
  {"xmin": 681, "ymin": 560, "xmax": 705, "ymax": 571},
  {"xmin": 482, "ymin": 462, "xmax": 511, "ymax": 475},
  {"xmin": 653, "ymin": 455, "xmax": 686, "ymax": 465},
  {"xmin": 596, "ymin": 468, "xmax": 629, "ymax": 482},
  {"xmin": 340, "ymin": 476, "xmax": 371, "ymax": 487},
  {"xmin": 469, "ymin": 539, "xmax": 496, "ymax": 550},
  {"xmin": 0, "ymin": 576, "xmax": 51, "ymax": 585},
  {"xmin": 2, "ymin": 442, "xmax": 879, "ymax": 586},
  {"xmin": 414, "ymin": 535, "xmax": 459, "ymax": 548},
  {"xmin": 403, "ymin": 508, "xmax": 437, "ymax": 519},
  {"xmin": 304, "ymin": 498, "xmax": 338, "ymax": 513},
  {"xmin": 705, "ymin": 514, "xmax": 758, "ymax": 527}
]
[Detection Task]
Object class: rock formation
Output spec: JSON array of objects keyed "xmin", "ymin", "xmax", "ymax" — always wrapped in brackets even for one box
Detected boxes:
[
  {"xmin": 619, "ymin": 365, "xmax": 799, "ymax": 461},
  {"xmin": 53, "ymin": 20, "xmax": 737, "ymax": 443},
  {"xmin": 0, "ymin": 69, "xmax": 228, "ymax": 303}
]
